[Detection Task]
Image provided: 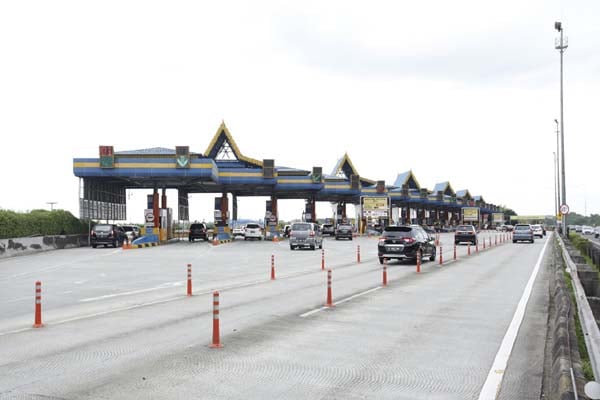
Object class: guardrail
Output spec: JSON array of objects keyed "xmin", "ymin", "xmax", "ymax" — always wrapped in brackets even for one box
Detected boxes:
[{"xmin": 558, "ymin": 234, "xmax": 600, "ymax": 380}]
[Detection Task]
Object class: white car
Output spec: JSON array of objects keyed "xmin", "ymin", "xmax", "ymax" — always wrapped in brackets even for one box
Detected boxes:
[
  {"xmin": 582, "ymin": 226, "xmax": 595, "ymax": 235},
  {"xmin": 232, "ymin": 225, "xmax": 245, "ymax": 238},
  {"xmin": 531, "ymin": 224, "xmax": 544, "ymax": 238},
  {"xmin": 244, "ymin": 223, "xmax": 263, "ymax": 240}
]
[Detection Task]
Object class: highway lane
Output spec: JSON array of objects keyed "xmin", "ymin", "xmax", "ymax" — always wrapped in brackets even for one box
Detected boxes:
[{"xmin": 0, "ymin": 231, "xmax": 546, "ymax": 399}]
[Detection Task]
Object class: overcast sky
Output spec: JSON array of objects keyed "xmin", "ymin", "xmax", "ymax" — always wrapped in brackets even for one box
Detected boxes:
[{"xmin": 1, "ymin": 1, "xmax": 598, "ymax": 223}]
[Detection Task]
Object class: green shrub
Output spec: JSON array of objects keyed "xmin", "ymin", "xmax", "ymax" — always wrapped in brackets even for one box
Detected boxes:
[{"xmin": 0, "ymin": 209, "xmax": 90, "ymax": 239}]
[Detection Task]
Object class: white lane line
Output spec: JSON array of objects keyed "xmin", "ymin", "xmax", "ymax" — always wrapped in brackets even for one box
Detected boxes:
[
  {"xmin": 478, "ymin": 236, "xmax": 550, "ymax": 400},
  {"xmin": 79, "ymin": 282, "xmax": 183, "ymax": 302},
  {"xmin": 300, "ymin": 287, "xmax": 382, "ymax": 318}
]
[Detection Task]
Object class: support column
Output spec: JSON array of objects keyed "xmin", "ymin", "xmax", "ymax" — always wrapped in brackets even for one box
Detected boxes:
[
  {"xmin": 232, "ymin": 194, "xmax": 238, "ymax": 222},
  {"xmin": 178, "ymin": 189, "xmax": 189, "ymax": 221},
  {"xmin": 153, "ymin": 187, "xmax": 159, "ymax": 229},
  {"xmin": 266, "ymin": 196, "xmax": 279, "ymax": 239}
]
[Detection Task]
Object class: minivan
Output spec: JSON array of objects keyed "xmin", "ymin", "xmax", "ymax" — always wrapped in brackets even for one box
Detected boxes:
[{"xmin": 289, "ymin": 222, "xmax": 323, "ymax": 250}]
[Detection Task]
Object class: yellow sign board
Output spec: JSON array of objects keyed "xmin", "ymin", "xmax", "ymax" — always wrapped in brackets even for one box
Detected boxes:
[
  {"xmin": 492, "ymin": 213, "xmax": 504, "ymax": 223},
  {"xmin": 362, "ymin": 197, "xmax": 389, "ymax": 211},
  {"xmin": 462, "ymin": 207, "xmax": 479, "ymax": 221}
]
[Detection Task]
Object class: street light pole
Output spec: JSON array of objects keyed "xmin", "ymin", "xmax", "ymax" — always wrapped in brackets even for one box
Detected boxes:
[
  {"xmin": 46, "ymin": 202, "xmax": 57, "ymax": 211},
  {"xmin": 555, "ymin": 21, "xmax": 568, "ymax": 234}
]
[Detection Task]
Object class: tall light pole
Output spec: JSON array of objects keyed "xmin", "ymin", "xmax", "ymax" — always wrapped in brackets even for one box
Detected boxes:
[
  {"xmin": 46, "ymin": 202, "xmax": 57, "ymax": 211},
  {"xmin": 555, "ymin": 21, "xmax": 568, "ymax": 233}
]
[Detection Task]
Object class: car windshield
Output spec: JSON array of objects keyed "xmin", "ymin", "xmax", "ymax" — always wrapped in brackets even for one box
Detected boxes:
[
  {"xmin": 338, "ymin": 225, "xmax": 352, "ymax": 229},
  {"xmin": 292, "ymin": 223, "xmax": 311, "ymax": 231},
  {"xmin": 246, "ymin": 224, "xmax": 260, "ymax": 229},
  {"xmin": 122, "ymin": 226, "xmax": 133, "ymax": 232},
  {"xmin": 515, "ymin": 225, "xmax": 530, "ymax": 231},
  {"xmin": 457, "ymin": 225, "xmax": 474, "ymax": 231},
  {"xmin": 191, "ymin": 224, "xmax": 204, "ymax": 229}
]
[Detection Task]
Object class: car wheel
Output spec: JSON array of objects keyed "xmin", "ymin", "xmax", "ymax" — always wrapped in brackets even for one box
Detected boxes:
[
  {"xmin": 379, "ymin": 257, "xmax": 384, "ymax": 264},
  {"xmin": 92, "ymin": 244, "xmax": 97, "ymax": 248},
  {"xmin": 513, "ymin": 240, "xmax": 516, "ymax": 243},
  {"xmin": 319, "ymin": 242, "xmax": 323, "ymax": 249},
  {"xmin": 429, "ymin": 247, "xmax": 436, "ymax": 261},
  {"xmin": 350, "ymin": 237, "xmax": 353, "ymax": 240},
  {"xmin": 290, "ymin": 245, "xmax": 294, "ymax": 250},
  {"xmin": 531, "ymin": 239, "xmax": 534, "ymax": 243},
  {"xmin": 244, "ymin": 237, "xmax": 247, "ymax": 241},
  {"xmin": 310, "ymin": 245, "xmax": 315, "ymax": 250},
  {"xmin": 455, "ymin": 240, "xmax": 459, "ymax": 245}
]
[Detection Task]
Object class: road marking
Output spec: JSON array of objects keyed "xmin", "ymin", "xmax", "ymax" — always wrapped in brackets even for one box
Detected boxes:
[
  {"xmin": 79, "ymin": 282, "xmax": 183, "ymax": 302},
  {"xmin": 300, "ymin": 287, "xmax": 382, "ymax": 317},
  {"xmin": 478, "ymin": 235, "xmax": 550, "ymax": 400}
]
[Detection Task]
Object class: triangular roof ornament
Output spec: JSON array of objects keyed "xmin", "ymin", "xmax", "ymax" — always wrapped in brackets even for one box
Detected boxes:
[
  {"xmin": 456, "ymin": 189, "xmax": 472, "ymax": 200},
  {"xmin": 204, "ymin": 122, "xmax": 263, "ymax": 167},
  {"xmin": 393, "ymin": 170, "xmax": 421, "ymax": 190},
  {"xmin": 331, "ymin": 153, "xmax": 359, "ymax": 179},
  {"xmin": 433, "ymin": 181, "xmax": 455, "ymax": 196}
]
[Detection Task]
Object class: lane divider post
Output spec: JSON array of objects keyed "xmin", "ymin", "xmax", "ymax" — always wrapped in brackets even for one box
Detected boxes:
[
  {"xmin": 416, "ymin": 253, "xmax": 421, "ymax": 273},
  {"xmin": 495, "ymin": 235, "xmax": 498, "ymax": 246},
  {"xmin": 210, "ymin": 291, "xmax": 223, "ymax": 348},
  {"xmin": 453, "ymin": 244, "xmax": 457, "ymax": 260},
  {"xmin": 468, "ymin": 243, "xmax": 471, "ymax": 256},
  {"xmin": 325, "ymin": 269, "xmax": 335, "ymax": 307},
  {"xmin": 271, "ymin": 254, "xmax": 276, "ymax": 280},
  {"xmin": 483, "ymin": 237, "xmax": 486, "ymax": 250},
  {"xmin": 321, "ymin": 249, "xmax": 325, "ymax": 271},
  {"xmin": 439, "ymin": 246, "xmax": 443, "ymax": 265},
  {"xmin": 383, "ymin": 258, "xmax": 388, "ymax": 287},
  {"xmin": 489, "ymin": 237, "xmax": 492, "ymax": 248},
  {"xmin": 357, "ymin": 245, "xmax": 361, "ymax": 264},
  {"xmin": 187, "ymin": 264, "xmax": 192, "ymax": 296},
  {"xmin": 33, "ymin": 281, "xmax": 43, "ymax": 328}
]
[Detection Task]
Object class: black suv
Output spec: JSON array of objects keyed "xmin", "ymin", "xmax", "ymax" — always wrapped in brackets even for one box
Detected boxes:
[
  {"xmin": 189, "ymin": 223, "xmax": 208, "ymax": 242},
  {"xmin": 335, "ymin": 224, "xmax": 353, "ymax": 240},
  {"xmin": 91, "ymin": 224, "xmax": 126, "ymax": 248},
  {"xmin": 321, "ymin": 224, "xmax": 335, "ymax": 237},
  {"xmin": 377, "ymin": 225, "xmax": 436, "ymax": 264}
]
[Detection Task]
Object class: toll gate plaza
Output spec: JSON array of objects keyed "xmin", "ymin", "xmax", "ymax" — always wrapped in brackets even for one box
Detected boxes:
[{"xmin": 73, "ymin": 122, "xmax": 507, "ymax": 244}]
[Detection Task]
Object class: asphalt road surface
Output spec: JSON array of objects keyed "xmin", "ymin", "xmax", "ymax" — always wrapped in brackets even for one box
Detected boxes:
[{"xmin": 0, "ymin": 231, "xmax": 551, "ymax": 399}]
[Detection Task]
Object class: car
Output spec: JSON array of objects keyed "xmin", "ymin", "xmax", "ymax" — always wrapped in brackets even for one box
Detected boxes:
[
  {"xmin": 334, "ymin": 224, "xmax": 353, "ymax": 240},
  {"xmin": 582, "ymin": 226, "xmax": 594, "ymax": 235},
  {"xmin": 188, "ymin": 223, "xmax": 208, "ymax": 242},
  {"xmin": 91, "ymin": 224, "xmax": 126, "ymax": 248},
  {"xmin": 513, "ymin": 224, "xmax": 534, "ymax": 243},
  {"xmin": 575, "ymin": 225, "xmax": 583, "ymax": 233},
  {"xmin": 289, "ymin": 222, "xmax": 323, "ymax": 250},
  {"xmin": 121, "ymin": 225, "xmax": 140, "ymax": 242},
  {"xmin": 454, "ymin": 225, "xmax": 477, "ymax": 245},
  {"xmin": 531, "ymin": 224, "xmax": 544, "ymax": 238},
  {"xmin": 321, "ymin": 223, "xmax": 335, "ymax": 237},
  {"xmin": 377, "ymin": 225, "xmax": 436, "ymax": 264},
  {"xmin": 244, "ymin": 223, "xmax": 263, "ymax": 240},
  {"xmin": 595, "ymin": 227, "xmax": 600, "ymax": 239},
  {"xmin": 232, "ymin": 225, "xmax": 245, "ymax": 238}
]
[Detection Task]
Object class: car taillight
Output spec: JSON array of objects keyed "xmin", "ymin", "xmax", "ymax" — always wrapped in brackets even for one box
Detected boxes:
[
  {"xmin": 403, "ymin": 237, "xmax": 415, "ymax": 244},
  {"xmin": 378, "ymin": 237, "xmax": 386, "ymax": 244},
  {"xmin": 90, "ymin": 230, "xmax": 96, "ymax": 237},
  {"xmin": 309, "ymin": 231, "xmax": 315, "ymax": 237}
]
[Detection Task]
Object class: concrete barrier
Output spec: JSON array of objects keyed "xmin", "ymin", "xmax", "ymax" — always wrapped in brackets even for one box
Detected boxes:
[
  {"xmin": 0, "ymin": 234, "xmax": 88, "ymax": 259},
  {"xmin": 549, "ymin": 263, "xmax": 588, "ymax": 399}
]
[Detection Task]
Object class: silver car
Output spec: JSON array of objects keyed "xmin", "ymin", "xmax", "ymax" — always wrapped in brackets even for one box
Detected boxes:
[
  {"xmin": 513, "ymin": 224, "xmax": 534, "ymax": 243},
  {"xmin": 289, "ymin": 222, "xmax": 323, "ymax": 250}
]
